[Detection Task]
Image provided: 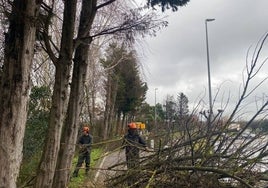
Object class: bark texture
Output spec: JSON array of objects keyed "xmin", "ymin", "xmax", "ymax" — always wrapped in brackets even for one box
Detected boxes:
[
  {"xmin": 52, "ymin": 0, "xmax": 97, "ymax": 187},
  {"xmin": 0, "ymin": 0, "xmax": 41, "ymax": 187},
  {"xmin": 34, "ymin": 1, "xmax": 76, "ymax": 187}
]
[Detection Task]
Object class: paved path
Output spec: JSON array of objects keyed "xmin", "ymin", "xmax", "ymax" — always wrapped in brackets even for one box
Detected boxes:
[{"xmin": 90, "ymin": 149, "xmax": 126, "ymax": 187}]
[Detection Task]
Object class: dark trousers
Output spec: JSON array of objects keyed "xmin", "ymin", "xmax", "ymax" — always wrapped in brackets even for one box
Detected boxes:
[
  {"xmin": 73, "ymin": 152, "xmax": 90, "ymax": 176},
  {"xmin": 126, "ymin": 152, "xmax": 139, "ymax": 169},
  {"xmin": 126, "ymin": 151, "xmax": 140, "ymax": 186}
]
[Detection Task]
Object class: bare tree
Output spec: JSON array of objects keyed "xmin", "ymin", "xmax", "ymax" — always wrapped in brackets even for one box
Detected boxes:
[{"xmin": 106, "ymin": 33, "xmax": 268, "ymax": 188}]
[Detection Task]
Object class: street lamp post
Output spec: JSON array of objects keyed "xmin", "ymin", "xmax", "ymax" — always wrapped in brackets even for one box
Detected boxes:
[
  {"xmin": 205, "ymin": 18, "xmax": 215, "ymax": 124},
  {"xmin": 154, "ymin": 88, "xmax": 158, "ymax": 127}
]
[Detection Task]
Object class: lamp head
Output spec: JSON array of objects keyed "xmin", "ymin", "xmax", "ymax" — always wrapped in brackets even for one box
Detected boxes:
[{"xmin": 206, "ymin": 18, "xmax": 215, "ymax": 22}]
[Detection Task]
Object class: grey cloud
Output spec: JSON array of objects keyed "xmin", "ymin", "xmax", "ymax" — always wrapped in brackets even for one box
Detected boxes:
[{"xmin": 140, "ymin": 0, "xmax": 268, "ymax": 117}]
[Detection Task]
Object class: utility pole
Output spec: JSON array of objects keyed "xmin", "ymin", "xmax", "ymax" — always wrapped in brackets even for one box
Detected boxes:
[
  {"xmin": 154, "ymin": 88, "xmax": 158, "ymax": 128},
  {"xmin": 205, "ymin": 18, "xmax": 215, "ymax": 125}
]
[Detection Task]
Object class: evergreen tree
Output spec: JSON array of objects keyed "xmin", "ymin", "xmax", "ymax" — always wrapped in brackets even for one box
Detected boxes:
[
  {"xmin": 148, "ymin": 0, "xmax": 190, "ymax": 11},
  {"xmin": 177, "ymin": 92, "xmax": 189, "ymax": 118},
  {"xmin": 164, "ymin": 95, "xmax": 176, "ymax": 123},
  {"xmin": 101, "ymin": 44, "xmax": 147, "ymax": 136},
  {"xmin": 175, "ymin": 92, "xmax": 189, "ymax": 130}
]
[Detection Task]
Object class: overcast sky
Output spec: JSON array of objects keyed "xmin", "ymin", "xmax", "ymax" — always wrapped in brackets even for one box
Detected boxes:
[{"xmin": 136, "ymin": 0, "xmax": 268, "ymax": 119}]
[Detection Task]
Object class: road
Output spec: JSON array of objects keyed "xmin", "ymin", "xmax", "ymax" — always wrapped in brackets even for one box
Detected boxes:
[
  {"xmin": 91, "ymin": 149, "xmax": 126, "ymax": 187},
  {"xmin": 89, "ymin": 148, "xmax": 152, "ymax": 187}
]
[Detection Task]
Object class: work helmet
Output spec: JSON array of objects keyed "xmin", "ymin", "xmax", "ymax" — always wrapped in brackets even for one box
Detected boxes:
[
  {"xmin": 128, "ymin": 122, "xmax": 137, "ymax": 129},
  {"xmin": 83, "ymin": 126, "xmax": 90, "ymax": 133}
]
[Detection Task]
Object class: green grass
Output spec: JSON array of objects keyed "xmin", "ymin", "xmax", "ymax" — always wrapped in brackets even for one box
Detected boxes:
[
  {"xmin": 18, "ymin": 147, "xmax": 103, "ymax": 188},
  {"xmin": 68, "ymin": 147, "xmax": 103, "ymax": 188},
  {"xmin": 18, "ymin": 151, "xmax": 43, "ymax": 186}
]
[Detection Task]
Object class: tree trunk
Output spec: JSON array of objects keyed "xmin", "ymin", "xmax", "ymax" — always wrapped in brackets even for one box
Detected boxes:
[
  {"xmin": 53, "ymin": 44, "xmax": 89, "ymax": 187},
  {"xmin": 0, "ymin": 0, "xmax": 41, "ymax": 187},
  {"xmin": 104, "ymin": 71, "xmax": 119, "ymax": 139},
  {"xmin": 52, "ymin": 1, "xmax": 97, "ymax": 187},
  {"xmin": 34, "ymin": 1, "xmax": 76, "ymax": 187},
  {"xmin": 121, "ymin": 113, "xmax": 126, "ymax": 133},
  {"xmin": 109, "ymin": 80, "xmax": 118, "ymax": 137},
  {"xmin": 103, "ymin": 74, "xmax": 112, "ymax": 139},
  {"xmin": 116, "ymin": 112, "xmax": 121, "ymax": 135}
]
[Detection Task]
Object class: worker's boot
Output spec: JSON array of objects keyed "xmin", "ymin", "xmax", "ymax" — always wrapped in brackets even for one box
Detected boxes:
[{"xmin": 85, "ymin": 163, "xmax": 90, "ymax": 175}]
